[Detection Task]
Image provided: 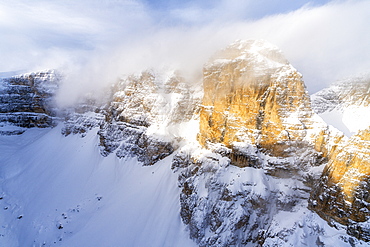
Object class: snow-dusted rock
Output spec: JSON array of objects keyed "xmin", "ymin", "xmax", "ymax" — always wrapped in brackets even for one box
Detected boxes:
[
  {"xmin": 198, "ymin": 39, "xmax": 341, "ymax": 159},
  {"xmin": 172, "ymin": 40, "xmax": 364, "ymax": 246},
  {"xmin": 61, "ymin": 69, "xmax": 201, "ymax": 165},
  {"xmin": 172, "ymin": 143, "xmax": 358, "ymax": 246},
  {"xmin": 310, "ymin": 127, "xmax": 370, "ymax": 241},
  {"xmin": 311, "ymin": 75, "xmax": 370, "ymax": 136},
  {"xmin": 0, "ymin": 70, "xmax": 59, "ymax": 134}
]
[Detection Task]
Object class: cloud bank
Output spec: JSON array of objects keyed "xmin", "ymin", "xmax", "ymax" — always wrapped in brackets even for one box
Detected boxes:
[{"xmin": 0, "ymin": 0, "xmax": 369, "ymax": 106}]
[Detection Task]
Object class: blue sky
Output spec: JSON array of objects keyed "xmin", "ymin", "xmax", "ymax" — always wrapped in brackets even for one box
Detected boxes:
[
  {"xmin": 0, "ymin": 0, "xmax": 369, "ymax": 102},
  {"xmin": 143, "ymin": 0, "xmax": 332, "ymax": 20}
]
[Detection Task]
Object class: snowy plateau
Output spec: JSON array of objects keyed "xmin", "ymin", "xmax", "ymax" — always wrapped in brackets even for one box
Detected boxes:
[{"xmin": 0, "ymin": 40, "xmax": 370, "ymax": 247}]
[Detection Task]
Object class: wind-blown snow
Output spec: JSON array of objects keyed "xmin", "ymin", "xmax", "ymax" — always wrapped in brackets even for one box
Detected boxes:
[{"xmin": 0, "ymin": 125, "xmax": 195, "ymax": 247}]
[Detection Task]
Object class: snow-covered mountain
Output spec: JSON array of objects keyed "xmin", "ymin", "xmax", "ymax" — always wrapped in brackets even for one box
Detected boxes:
[
  {"xmin": 0, "ymin": 40, "xmax": 369, "ymax": 246},
  {"xmin": 311, "ymin": 75, "xmax": 370, "ymax": 136}
]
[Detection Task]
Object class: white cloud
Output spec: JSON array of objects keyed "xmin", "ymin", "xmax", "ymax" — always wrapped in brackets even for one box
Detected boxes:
[{"xmin": 0, "ymin": 0, "xmax": 369, "ymax": 106}]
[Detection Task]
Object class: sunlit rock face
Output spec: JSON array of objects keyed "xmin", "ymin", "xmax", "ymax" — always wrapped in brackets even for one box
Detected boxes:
[
  {"xmin": 309, "ymin": 75, "xmax": 370, "ymax": 241},
  {"xmin": 0, "ymin": 70, "xmax": 59, "ymax": 134},
  {"xmin": 198, "ymin": 39, "xmax": 335, "ymax": 158},
  {"xmin": 174, "ymin": 40, "xmax": 334, "ymax": 246},
  {"xmin": 310, "ymin": 127, "xmax": 370, "ymax": 241}
]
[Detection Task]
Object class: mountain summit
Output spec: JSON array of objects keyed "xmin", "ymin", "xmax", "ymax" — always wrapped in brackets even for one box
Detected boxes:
[{"xmin": 199, "ymin": 40, "xmax": 329, "ymax": 156}]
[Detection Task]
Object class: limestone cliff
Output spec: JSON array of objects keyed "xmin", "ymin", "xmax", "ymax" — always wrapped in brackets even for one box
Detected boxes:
[
  {"xmin": 62, "ymin": 69, "xmax": 201, "ymax": 165},
  {"xmin": 198, "ymin": 39, "xmax": 339, "ymax": 158},
  {"xmin": 309, "ymin": 75, "xmax": 370, "ymax": 241},
  {"xmin": 310, "ymin": 127, "xmax": 370, "ymax": 241},
  {"xmin": 174, "ymin": 40, "xmax": 350, "ymax": 246},
  {"xmin": 0, "ymin": 70, "xmax": 59, "ymax": 134}
]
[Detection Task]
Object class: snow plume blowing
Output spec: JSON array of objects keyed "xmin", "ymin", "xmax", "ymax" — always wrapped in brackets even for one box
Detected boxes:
[{"xmin": 0, "ymin": 0, "xmax": 369, "ymax": 107}]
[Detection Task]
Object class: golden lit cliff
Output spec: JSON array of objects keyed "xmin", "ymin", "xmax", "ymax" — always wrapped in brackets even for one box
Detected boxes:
[
  {"xmin": 198, "ymin": 40, "xmax": 340, "ymax": 157},
  {"xmin": 310, "ymin": 127, "xmax": 370, "ymax": 240}
]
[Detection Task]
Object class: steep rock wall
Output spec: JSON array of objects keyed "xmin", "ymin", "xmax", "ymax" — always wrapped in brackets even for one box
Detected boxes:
[
  {"xmin": 62, "ymin": 70, "xmax": 201, "ymax": 165},
  {"xmin": 0, "ymin": 70, "xmax": 59, "ymax": 134},
  {"xmin": 197, "ymin": 40, "xmax": 337, "ymax": 158},
  {"xmin": 310, "ymin": 127, "xmax": 370, "ymax": 241}
]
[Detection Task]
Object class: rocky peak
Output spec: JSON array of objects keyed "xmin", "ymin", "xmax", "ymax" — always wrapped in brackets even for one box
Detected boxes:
[
  {"xmin": 198, "ymin": 39, "xmax": 322, "ymax": 157},
  {"xmin": 213, "ymin": 39, "xmax": 287, "ymax": 61},
  {"xmin": 99, "ymin": 69, "xmax": 201, "ymax": 164},
  {"xmin": 62, "ymin": 69, "xmax": 201, "ymax": 165},
  {"xmin": 109, "ymin": 69, "xmax": 200, "ymax": 131}
]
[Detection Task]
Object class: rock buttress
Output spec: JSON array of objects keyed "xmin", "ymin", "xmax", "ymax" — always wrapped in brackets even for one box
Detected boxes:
[
  {"xmin": 198, "ymin": 40, "xmax": 322, "ymax": 157},
  {"xmin": 310, "ymin": 127, "xmax": 370, "ymax": 241}
]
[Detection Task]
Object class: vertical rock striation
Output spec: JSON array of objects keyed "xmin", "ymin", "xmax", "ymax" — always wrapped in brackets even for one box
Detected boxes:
[
  {"xmin": 310, "ymin": 127, "xmax": 370, "ymax": 241},
  {"xmin": 197, "ymin": 39, "xmax": 338, "ymax": 158},
  {"xmin": 309, "ymin": 76, "xmax": 370, "ymax": 241}
]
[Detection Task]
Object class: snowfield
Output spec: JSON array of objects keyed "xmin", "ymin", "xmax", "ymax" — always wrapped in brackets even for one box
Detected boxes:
[{"xmin": 0, "ymin": 125, "xmax": 195, "ymax": 247}]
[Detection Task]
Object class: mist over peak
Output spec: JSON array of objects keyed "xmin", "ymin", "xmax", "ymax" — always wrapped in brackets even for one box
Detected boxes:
[{"xmin": 0, "ymin": 0, "xmax": 369, "ymax": 106}]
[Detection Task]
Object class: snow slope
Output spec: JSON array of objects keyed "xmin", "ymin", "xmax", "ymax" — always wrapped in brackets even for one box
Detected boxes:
[
  {"xmin": 311, "ymin": 75, "xmax": 370, "ymax": 137},
  {"xmin": 0, "ymin": 125, "xmax": 195, "ymax": 247},
  {"xmin": 313, "ymin": 105, "xmax": 370, "ymax": 137}
]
